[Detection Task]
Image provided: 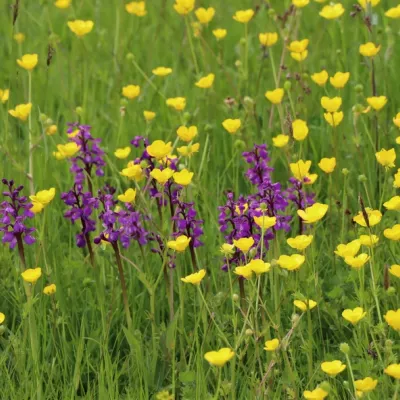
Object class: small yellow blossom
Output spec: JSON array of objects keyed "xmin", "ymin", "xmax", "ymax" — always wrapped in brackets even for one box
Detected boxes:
[
  {"xmin": 290, "ymin": 160, "xmax": 317, "ymax": 184},
  {"xmin": 384, "ymin": 309, "xmax": 400, "ymax": 331},
  {"xmin": 359, "ymin": 42, "xmax": 381, "ymax": 57},
  {"xmin": 324, "ymin": 111, "xmax": 344, "ymax": 127},
  {"xmin": 359, "ymin": 235, "xmax": 379, "ymax": 247},
  {"xmin": 30, "ymin": 202, "xmax": 44, "ymax": 214},
  {"xmin": 294, "ymin": 299, "xmax": 317, "ymax": 312},
  {"xmin": 120, "ymin": 163, "xmax": 143, "ymax": 181},
  {"xmin": 220, "ymin": 243, "xmax": 235, "ymax": 256},
  {"xmin": 293, "ymin": 0, "xmax": 309, "ymax": 7},
  {"xmin": 173, "ymin": 0, "xmax": 195, "ymax": 15},
  {"xmin": 354, "ymin": 377, "xmax": 378, "ymax": 393},
  {"xmin": 358, "ymin": 0, "xmax": 380, "ymax": 9},
  {"xmin": 277, "ymin": 254, "xmax": 305, "ymax": 271},
  {"xmin": 265, "ymin": 88, "xmax": 284, "ymax": 104},
  {"xmin": 222, "ymin": 119, "xmax": 241, "ymax": 134},
  {"xmin": 46, "ymin": 125, "xmax": 58, "ymax": 136},
  {"xmin": 291, "ymin": 51, "xmax": 308, "ymax": 62},
  {"xmin": 287, "ymin": 235, "xmax": 313, "ymax": 250},
  {"xmin": 54, "ymin": 142, "xmax": 80, "ymax": 160},
  {"xmin": 181, "ymin": 269, "xmax": 206, "ymax": 285},
  {"xmin": 287, "ymin": 39, "xmax": 309, "ymax": 53},
  {"xmin": 321, "ymin": 96, "xmax": 342, "ymax": 113},
  {"xmin": 0, "ymin": 313, "xmax": 5, "ymax": 325},
  {"xmin": 394, "ymin": 168, "xmax": 400, "ymax": 188},
  {"xmin": 376, "ymin": 148, "xmax": 396, "ymax": 168},
  {"xmin": 17, "ymin": 54, "xmax": 38, "ymax": 71},
  {"xmin": 246, "ymin": 259, "xmax": 271, "ymax": 275},
  {"xmin": 259, "ymin": 32, "xmax": 278, "ymax": 47},
  {"xmin": 152, "ymin": 67, "xmax": 172, "ymax": 77},
  {"xmin": 0, "ymin": 89, "xmax": 9, "ymax": 104},
  {"xmin": 114, "ymin": 147, "xmax": 131, "ymax": 159},
  {"xmin": 212, "ymin": 29, "xmax": 227, "ymax": 40},
  {"xmin": 384, "ymin": 196, "xmax": 400, "ymax": 210},
  {"xmin": 386, "ymin": 5, "xmax": 400, "ymax": 18},
  {"xmin": 166, "ymin": 97, "xmax": 186, "ymax": 111},
  {"xmin": 344, "ymin": 253, "xmax": 370, "ymax": 269},
  {"xmin": 384, "ymin": 224, "xmax": 400, "ymax": 241},
  {"xmin": 353, "ymin": 208, "xmax": 382, "ymax": 227},
  {"xmin": 321, "ymin": 360, "xmax": 346, "ymax": 377},
  {"xmin": 13, "ymin": 33, "xmax": 25, "ymax": 43},
  {"xmin": 272, "ymin": 134, "xmax": 289, "ymax": 148},
  {"xmin": 233, "ymin": 237, "xmax": 254, "ymax": 253},
  {"xmin": 144, "ymin": 110, "xmax": 156, "ymax": 121},
  {"xmin": 117, "ymin": 188, "xmax": 136, "ymax": 203},
  {"xmin": 125, "ymin": 1, "xmax": 147, "ymax": 16},
  {"xmin": 292, "ymin": 119, "xmax": 309, "ymax": 141},
  {"xmin": 384, "ymin": 364, "xmax": 400, "ymax": 379},
  {"xmin": 195, "ymin": 73, "xmax": 215, "ymax": 89},
  {"xmin": 195, "ymin": 7, "xmax": 215, "ymax": 24},
  {"xmin": 67, "ymin": 20, "xmax": 94, "ymax": 37},
  {"xmin": 389, "ymin": 265, "xmax": 400, "ymax": 278},
  {"xmin": 334, "ymin": 239, "xmax": 361, "ymax": 258},
  {"xmin": 21, "ymin": 267, "xmax": 42, "ymax": 284},
  {"xmin": 167, "ymin": 235, "xmax": 191, "ymax": 252},
  {"xmin": 303, "ymin": 388, "xmax": 328, "ymax": 400},
  {"xmin": 55, "ymin": 0, "xmax": 71, "ymax": 8},
  {"xmin": 122, "ymin": 85, "xmax": 140, "ymax": 100},
  {"xmin": 43, "ymin": 284, "xmax": 57, "ymax": 295},
  {"xmin": 253, "ymin": 215, "xmax": 276, "ymax": 230},
  {"xmin": 204, "ymin": 348, "xmax": 235, "ymax": 367},
  {"xmin": 311, "ymin": 70, "xmax": 329, "ymax": 86},
  {"xmin": 173, "ymin": 169, "xmax": 194, "ymax": 186},
  {"xmin": 9, "ymin": 103, "xmax": 32, "ymax": 121},
  {"xmin": 232, "ymin": 10, "xmax": 254, "ymax": 23},
  {"xmin": 318, "ymin": 157, "xmax": 336, "ymax": 173},
  {"xmin": 298, "ymin": 203, "xmax": 329, "ymax": 224},
  {"xmin": 30, "ymin": 188, "xmax": 56, "ymax": 206},
  {"xmin": 367, "ymin": 96, "xmax": 387, "ymax": 111},
  {"xmin": 177, "ymin": 143, "xmax": 200, "ymax": 157},
  {"xmin": 264, "ymin": 339, "xmax": 279, "ymax": 351},
  {"xmin": 150, "ymin": 168, "xmax": 174, "ymax": 185},
  {"xmin": 320, "ymin": 3, "xmax": 345, "ymax": 19},
  {"xmin": 330, "ymin": 72, "xmax": 350, "ymax": 88},
  {"xmin": 147, "ymin": 140, "xmax": 172, "ymax": 159},
  {"xmin": 234, "ymin": 265, "xmax": 253, "ymax": 279},
  {"xmin": 342, "ymin": 307, "xmax": 366, "ymax": 325},
  {"xmin": 177, "ymin": 125, "xmax": 198, "ymax": 142}
]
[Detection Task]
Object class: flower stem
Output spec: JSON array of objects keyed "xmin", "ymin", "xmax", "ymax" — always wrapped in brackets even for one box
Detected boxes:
[
  {"xmin": 28, "ymin": 71, "xmax": 34, "ymax": 194},
  {"xmin": 185, "ymin": 16, "xmax": 199, "ymax": 75}
]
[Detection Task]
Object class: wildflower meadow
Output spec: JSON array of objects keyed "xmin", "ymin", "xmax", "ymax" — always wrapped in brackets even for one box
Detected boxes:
[{"xmin": 1, "ymin": 0, "xmax": 400, "ymax": 398}]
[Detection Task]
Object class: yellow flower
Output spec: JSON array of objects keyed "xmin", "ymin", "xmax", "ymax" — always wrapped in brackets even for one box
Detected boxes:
[
  {"xmin": 294, "ymin": 299, "xmax": 317, "ymax": 312},
  {"xmin": 30, "ymin": 188, "xmax": 55, "ymax": 206},
  {"xmin": 114, "ymin": 147, "xmax": 131, "ymax": 159},
  {"xmin": 54, "ymin": 142, "xmax": 80, "ymax": 160},
  {"xmin": 376, "ymin": 148, "xmax": 396, "ymax": 168},
  {"xmin": 67, "ymin": 20, "xmax": 94, "ymax": 37},
  {"xmin": 120, "ymin": 163, "xmax": 144, "ymax": 181},
  {"xmin": 246, "ymin": 259, "xmax": 271, "ymax": 275},
  {"xmin": 13, "ymin": 32, "xmax": 25, "ymax": 43},
  {"xmin": 222, "ymin": 119, "xmax": 241, "ymax": 134},
  {"xmin": 318, "ymin": 157, "xmax": 336, "ymax": 173},
  {"xmin": 287, "ymin": 235, "xmax": 313, "ymax": 250},
  {"xmin": 324, "ymin": 111, "xmax": 344, "ymax": 127},
  {"xmin": 150, "ymin": 168, "xmax": 174, "ymax": 185},
  {"xmin": 253, "ymin": 215, "xmax": 276, "ymax": 230},
  {"xmin": 117, "ymin": 188, "xmax": 137, "ymax": 203},
  {"xmin": 384, "ymin": 364, "xmax": 400, "ymax": 379},
  {"xmin": 30, "ymin": 201, "xmax": 44, "ymax": 214},
  {"xmin": 122, "ymin": 85, "xmax": 140, "ymax": 100},
  {"xmin": 292, "ymin": 0, "xmax": 309, "ymax": 7},
  {"xmin": 342, "ymin": 307, "xmax": 366, "ymax": 325},
  {"xmin": 152, "ymin": 67, "xmax": 172, "ymax": 77},
  {"xmin": 354, "ymin": 377, "xmax": 378, "ymax": 393},
  {"xmin": 46, "ymin": 125, "xmax": 58, "ymax": 136},
  {"xmin": 334, "ymin": 240, "xmax": 361, "ymax": 258},
  {"xmin": 272, "ymin": 134, "xmax": 289, "ymax": 148},
  {"xmin": 54, "ymin": 0, "xmax": 71, "ymax": 8},
  {"xmin": 232, "ymin": 9, "xmax": 254, "ymax": 23},
  {"xmin": 367, "ymin": 96, "xmax": 387, "ymax": 111},
  {"xmin": 195, "ymin": 73, "xmax": 215, "ymax": 89},
  {"xmin": 125, "ymin": 1, "xmax": 147, "ymax": 16},
  {"xmin": 177, "ymin": 143, "xmax": 200, "ymax": 157},
  {"xmin": 212, "ymin": 29, "xmax": 227, "ymax": 40},
  {"xmin": 311, "ymin": 70, "xmax": 329, "ymax": 86},
  {"xmin": 287, "ymin": 39, "xmax": 309, "ymax": 53},
  {"xmin": 393, "ymin": 113, "xmax": 400, "ymax": 128},
  {"xmin": 394, "ymin": 168, "xmax": 400, "ymax": 188},
  {"xmin": 344, "ymin": 253, "xmax": 370, "ymax": 269},
  {"xmin": 359, "ymin": 234, "xmax": 379, "ymax": 247},
  {"xmin": 167, "ymin": 235, "xmax": 191, "ymax": 252},
  {"xmin": 233, "ymin": 237, "xmax": 254, "ymax": 253},
  {"xmin": 384, "ymin": 309, "xmax": 400, "ymax": 331},
  {"xmin": 303, "ymin": 388, "xmax": 328, "ymax": 400},
  {"xmin": 43, "ymin": 284, "xmax": 57, "ymax": 295},
  {"xmin": 277, "ymin": 254, "xmax": 305, "ymax": 271},
  {"xmin": 234, "ymin": 265, "xmax": 253, "ymax": 279},
  {"xmin": 321, "ymin": 96, "xmax": 342, "ymax": 113},
  {"xmin": 386, "ymin": 5, "xmax": 400, "ymax": 18},
  {"xmin": 21, "ymin": 267, "xmax": 42, "ymax": 284},
  {"xmin": 177, "ymin": 126, "xmax": 198, "ymax": 142},
  {"xmin": 259, "ymin": 32, "xmax": 278, "ymax": 47},
  {"xmin": 9, "ymin": 103, "xmax": 32, "ymax": 121},
  {"xmin": 358, "ymin": 0, "xmax": 380, "ymax": 9},
  {"xmin": 195, "ymin": 7, "xmax": 215, "ymax": 24},
  {"xmin": 321, "ymin": 360, "xmax": 346, "ymax": 377},
  {"xmin": 204, "ymin": 348, "xmax": 235, "ymax": 367},
  {"xmin": 320, "ymin": 3, "xmax": 345, "ymax": 19},
  {"xmin": 289, "ymin": 160, "xmax": 317, "ymax": 184},
  {"xmin": 220, "ymin": 243, "xmax": 235, "ymax": 256},
  {"xmin": 147, "ymin": 140, "xmax": 172, "ymax": 159},
  {"xmin": 265, "ymin": 88, "xmax": 284, "ymax": 104},
  {"xmin": 235, "ymin": 203, "xmax": 248, "ymax": 215},
  {"xmin": 173, "ymin": 169, "xmax": 194, "ymax": 186},
  {"xmin": 384, "ymin": 195, "xmax": 400, "ymax": 210},
  {"xmin": 359, "ymin": 42, "xmax": 381, "ymax": 57},
  {"xmin": 0, "ymin": 313, "xmax": 5, "ymax": 325},
  {"xmin": 17, "ymin": 54, "xmax": 38, "ymax": 71},
  {"xmin": 166, "ymin": 97, "xmax": 186, "ymax": 111},
  {"xmin": 330, "ymin": 72, "xmax": 350, "ymax": 88},
  {"xmin": 173, "ymin": 0, "xmax": 195, "ymax": 15},
  {"xmin": 291, "ymin": 51, "xmax": 308, "ymax": 62},
  {"xmin": 292, "ymin": 119, "xmax": 309, "ymax": 141},
  {"xmin": 144, "ymin": 110, "xmax": 156, "ymax": 121},
  {"xmin": 298, "ymin": 203, "xmax": 329, "ymax": 224},
  {"xmin": 389, "ymin": 265, "xmax": 400, "ymax": 278},
  {"xmin": 353, "ymin": 208, "xmax": 382, "ymax": 227},
  {"xmin": 181, "ymin": 269, "xmax": 206, "ymax": 285},
  {"xmin": 264, "ymin": 339, "xmax": 279, "ymax": 351},
  {"xmin": 384, "ymin": 224, "xmax": 400, "ymax": 241}
]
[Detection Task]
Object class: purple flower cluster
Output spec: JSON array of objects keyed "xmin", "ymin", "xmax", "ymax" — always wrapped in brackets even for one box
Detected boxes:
[
  {"xmin": 0, "ymin": 179, "xmax": 35, "ymax": 249},
  {"xmin": 61, "ymin": 184, "xmax": 99, "ymax": 248},
  {"xmin": 67, "ymin": 123, "xmax": 105, "ymax": 193}
]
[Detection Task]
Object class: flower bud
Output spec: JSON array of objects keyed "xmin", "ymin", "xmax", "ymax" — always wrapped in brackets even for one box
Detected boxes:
[
  {"xmin": 140, "ymin": 160, "xmax": 149, "ymax": 169},
  {"xmin": 240, "ymin": 38, "xmax": 247, "ymax": 46},
  {"xmin": 39, "ymin": 113, "xmax": 48, "ymax": 123},
  {"xmin": 283, "ymin": 80, "xmax": 292, "ymax": 91},
  {"xmin": 183, "ymin": 112, "xmax": 191, "ymax": 123},
  {"xmin": 243, "ymin": 96, "xmax": 254, "ymax": 107},
  {"xmin": 120, "ymin": 98, "xmax": 128, "ymax": 107},
  {"xmin": 126, "ymin": 52, "xmax": 135, "ymax": 61},
  {"xmin": 235, "ymin": 60, "xmax": 242, "ymax": 68},
  {"xmin": 267, "ymin": 8, "xmax": 276, "ymax": 17},
  {"xmin": 248, "ymin": 247, "xmax": 257, "ymax": 259},
  {"xmin": 232, "ymin": 294, "xmax": 239, "ymax": 302},
  {"xmin": 340, "ymin": 342, "xmax": 350, "ymax": 354},
  {"xmin": 385, "ymin": 339, "xmax": 393, "ymax": 351},
  {"xmin": 0, "ymin": 325, "xmax": 5, "ymax": 336},
  {"xmin": 302, "ymin": 73, "xmax": 309, "ymax": 80},
  {"xmin": 245, "ymin": 328, "xmax": 253, "ymax": 336},
  {"xmin": 386, "ymin": 286, "xmax": 396, "ymax": 295},
  {"xmin": 343, "ymin": 381, "xmax": 350, "ymax": 389},
  {"xmin": 355, "ymin": 84, "xmax": 364, "ymax": 93},
  {"xmin": 75, "ymin": 106, "xmax": 84, "ymax": 116},
  {"xmin": 45, "ymin": 118, "xmax": 53, "ymax": 126},
  {"xmin": 234, "ymin": 140, "xmax": 246, "ymax": 150},
  {"xmin": 259, "ymin": 202, "xmax": 268, "ymax": 211},
  {"xmin": 341, "ymin": 168, "xmax": 349, "ymax": 176},
  {"xmin": 204, "ymin": 124, "xmax": 213, "ymax": 133},
  {"xmin": 319, "ymin": 381, "xmax": 331, "ymax": 393},
  {"xmin": 358, "ymin": 174, "xmax": 367, "ymax": 182}
]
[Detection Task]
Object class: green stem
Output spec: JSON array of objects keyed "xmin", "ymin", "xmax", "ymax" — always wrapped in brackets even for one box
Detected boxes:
[
  {"xmin": 28, "ymin": 71, "xmax": 34, "ymax": 194},
  {"xmin": 185, "ymin": 16, "xmax": 199, "ymax": 75},
  {"xmin": 345, "ymin": 353, "xmax": 356, "ymax": 398},
  {"xmin": 214, "ymin": 368, "xmax": 222, "ymax": 400}
]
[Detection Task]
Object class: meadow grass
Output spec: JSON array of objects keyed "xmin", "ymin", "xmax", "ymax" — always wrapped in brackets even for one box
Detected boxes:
[{"xmin": 0, "ymin": 0, "xmax": 400, "ymax": 399}]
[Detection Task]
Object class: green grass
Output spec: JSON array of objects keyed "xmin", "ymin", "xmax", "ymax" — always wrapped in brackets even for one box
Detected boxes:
[{"xmin": 0, "ymin": 0, "xmax": 400, "ymax": 398}]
